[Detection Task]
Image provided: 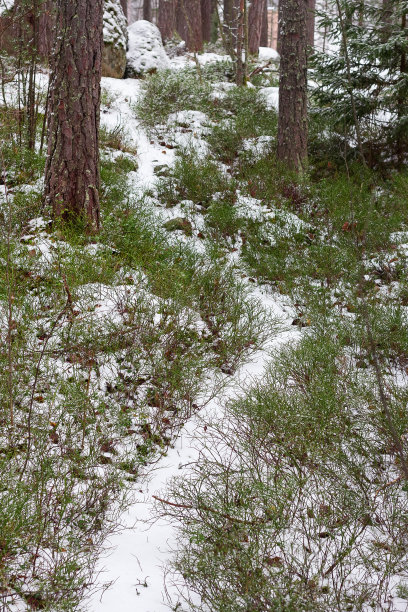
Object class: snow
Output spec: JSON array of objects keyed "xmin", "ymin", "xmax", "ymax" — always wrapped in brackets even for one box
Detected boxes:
[
  {"xmin": 260, "ymin": 86, "xmax": 280, "ymax": 110},
  {"xmin": 91, "ymin": 290, "xmax": 298, "ymax": 612},
  {"xmin": 103, "ymin": 0, "xmax": 127, "ymax": 49},
  {"xmin": 0, "ymin": 0, "xmax": 13, "ymax": 15},
  {"xmin": 126, "ymin": 20, "xmax": 170, "ymax": 77},
  {"xmin": 258, "ymin": 46, "xmax": 280, "ymax": 62},
  {"xmin": 88, "ymin": 68, "xmax": 308, "ymax": 610}
]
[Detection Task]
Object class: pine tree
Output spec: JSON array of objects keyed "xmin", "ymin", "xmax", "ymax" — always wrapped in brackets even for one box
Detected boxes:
[
  {"xmin": 277, "ymin": 0, "xmax": 308, "ymax": 171},
  {"xmin": 311, "ymin": 0, "xmax": 408, "ymax": 164},
  {"xmin": 158, "ymin": 0, "xmax": 176, "ymax": 40},
  {"xmin": 44, "ymin": 0, "xmax": 103, "ymax": 231}
]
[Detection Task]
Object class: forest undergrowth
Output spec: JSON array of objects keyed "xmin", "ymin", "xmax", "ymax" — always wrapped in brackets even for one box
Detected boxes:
[{"xmin": 0, "ymin": 56, "xmax": 407, "ymax": 611}]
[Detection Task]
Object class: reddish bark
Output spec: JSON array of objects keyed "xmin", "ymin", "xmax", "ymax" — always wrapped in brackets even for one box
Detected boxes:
[
  {"xmin": 158, "ymin": 0, "xmax": 176, "ymax": 40},
  {"xmin": 177, "ymin": 0, "xmax": 203, "ymax": 52},
  {"xmin": 260, "ymin": 0, "xmax": 268, "ymax": 47},
  {"xmin": 306, "ymin": 0, "xmax": 315, "ymax": 48},
  {"xmin": 277, "ymin": 0, "xmax": 308, "ymax": 171},
  {"xmin": 120, "ymin": 0, "xmax": 128, "ymax": 19},
  {"xmin": 143, "ymin": 0, "xmax": 152, "ymax": 21},
  {"xmin": 201, "ymin": 0, "xmax": 212, "ymax": 42},
  {"xmin": 248, "ymin": 0, "xmax": 264, "ymax": 55},
  {"xmin": 44, "ymin": 0, "xmax": 103, "ymax": 231}
]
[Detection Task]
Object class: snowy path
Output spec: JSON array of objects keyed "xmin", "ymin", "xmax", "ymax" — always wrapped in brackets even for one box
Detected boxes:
[
  {"xmin": 90, "ymin": 284, "xmax": 298, "ymax": 611},
  {"xmin": 89, "ymin": 75, "xmax": 299, "ymax": 611}
]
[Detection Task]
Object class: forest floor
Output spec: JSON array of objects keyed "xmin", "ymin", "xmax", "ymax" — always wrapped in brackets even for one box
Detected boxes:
[{"xmin": 1, "ymin": 51, "xmax": 408, "ymax": 611}]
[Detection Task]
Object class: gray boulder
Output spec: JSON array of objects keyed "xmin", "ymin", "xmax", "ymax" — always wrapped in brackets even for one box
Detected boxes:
[{"xmin": 126, "ymin": 20, "xmax": 170, "ymax": 78}]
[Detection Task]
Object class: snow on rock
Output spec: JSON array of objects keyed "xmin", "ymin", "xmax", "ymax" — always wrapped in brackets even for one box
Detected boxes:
[
  {"xmin": 126, "ymin": 20, "xmax": 170, "ymax": 78},
  {"xmin": 260, "ymin": 86, "xmax": 279, "ymax": 110},
  {"xmin": 258, "ymin": 46, "xmax": 280, "ymax": 62},
  {"xmin": 103, "ymin": 0, "xmax": 128, "ymax": 79}
]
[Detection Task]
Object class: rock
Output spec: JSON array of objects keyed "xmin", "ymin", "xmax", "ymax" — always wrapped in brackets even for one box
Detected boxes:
[
  {"xmin": 126, "ymin": 20, "xmax": 170, "ymax": 78},
  {"xmin": 103, "ymin": 0, "xmax": 128, "ymax": 79},
  {"xmin": 163, "ymin": 217, "xmax": 193, "ymax": 236}
]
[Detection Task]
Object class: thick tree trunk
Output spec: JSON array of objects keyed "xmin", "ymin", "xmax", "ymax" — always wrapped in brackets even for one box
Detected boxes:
[
  {"xmin": 177, "ymin": 0, "xmax": 203, "ymax": 51},
  {"xmin": 158, "ymin": 0, "xmax": 176, "ymax": 39},
  {"xmin": 260, "ymin": 0, "xmax": 268, "ymax": 47},
  {"xmin": 44, "ymin": 0, "xmax": 103, "ymax": 231},
  {"xmin": 306, "ymin": 0, "xmax": 315, "ymax": 48},
  {"xmin": 143, "ymin": 0, "xmax": 152, "ymax": 21},
  {"xmin": 248, "ymin": 0, "xmax": 264, "ymax": 55},
  {"xmin": 277, "ymin": 0, "xmax": 308, "ymax": 172},
  {"xmin": 201, "ymin": 0, "xmax": 212, "ymax": 42}
]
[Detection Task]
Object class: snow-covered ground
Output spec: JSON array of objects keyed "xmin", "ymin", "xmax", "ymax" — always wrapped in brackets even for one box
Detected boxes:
[{"xmin": 90, "ymin": 72, "xmax": 299, "ymax": 611}]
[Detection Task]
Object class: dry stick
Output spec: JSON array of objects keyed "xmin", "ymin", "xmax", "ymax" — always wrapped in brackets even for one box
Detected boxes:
[
  {"xmin": 152, "ymin": 495, "xmax": 270, "ymax": 525},
  {"xmin": 335, "ymin": 0, "xmax": 366, "ymax": 166}
]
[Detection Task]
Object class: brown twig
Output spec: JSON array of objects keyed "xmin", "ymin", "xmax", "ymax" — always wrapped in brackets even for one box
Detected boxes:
[{"xmin": 152, "ymin": 495, "xmax": 269, "ymax": 526}]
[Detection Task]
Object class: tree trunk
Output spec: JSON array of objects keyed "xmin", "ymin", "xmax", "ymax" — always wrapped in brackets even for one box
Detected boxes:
[
  {"xmin": 201, "ymin": 0, "xmax": 212, "ymax": 42},
  {"xmin": 277, "ymin": 0, "xmax": 281, "ymax": 53},
  {"xmin": 277, "ymin": 0, "xmax": 308, "ymax": 172},
  {"xmin": 158, "ymin": 0, "xmax": 176, "ymax": 40},
  {"xmin": 120, "ymin": 0, "xmax": 128, "ymax": 18},
  {"xmin": 224, "ymin": 0, "xmax": 238, "ymax": 53},
  {"xmin": 143, "ymin": 0, "xmax": 152, "ymax": 21},
  {"xmin": 248, "ymin": 0, "xmax": 264, "ymax": 55},
  {"xmin": 177, "ymin": 0, "xmax": 203, "ymax": 51},
  {"xmin": 306, "ymin": 0, "xmax": 315, "ymax": 48},
  {"xmin": 260, "ymin": 0, "xmax": 268, "ymax": 47},
  {"xmin": 44, "ymin": 0, "xmax": 103, "ymax": 231}
]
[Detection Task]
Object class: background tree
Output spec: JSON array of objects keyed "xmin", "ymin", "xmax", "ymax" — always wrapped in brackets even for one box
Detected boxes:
[
  {"xmin": 176, "ymin": 0, "xmax": 203, "ymax": 51},
  {"xmin": 158, "ymin": 0, "xmax": 176, "ymax": 39},
  {"xmin": 260, "ymin": 0, "xmax": 268, "ymax": 46},
  {"xmin": 201, "ymin": 0, "xmax": 212, "ymax": 42},
  {"xmin": 248, "ymin": 0, "xmax": 265, "ymax": 55},
  {"xmin": 277, "ymin": 0, "xmax": 308, "ymax": 171},
  {"xmin": 307, "ymin": 0, "xmax": 315, "ymax": 47},
  {"xmin": 143, "ymin": 0, "xmax": 152, "ymax": 20},
  {"xmin": 120, "ymin": 0, "xmax": 128, "ymax": 17},
  {"xmin": 44, "ymin": 0, "xmax": 103, "ymax": 231}
]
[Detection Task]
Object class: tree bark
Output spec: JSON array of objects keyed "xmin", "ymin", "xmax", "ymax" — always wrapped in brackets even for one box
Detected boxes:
[
  {"xmin": 120, "ymin": 0, "xmax": 128, "ymax": 18},
  {"xmin": 177, "ymin": 0, "xmax": 203, "ymax": 51},
  {"xmin": 201, "ymin": 0, "xmax": 212, "ymax": 42},
  {"xmin": 248, "ymin": 0, "xmax": 264, "ymax": 55},
  {"xmin": 306, "ymin": 0, "xmax": 315, "ymax": 48},
  {"xmin": 260, "ymin": 0, "xmax": 268, "ymax": 47},
  {"xmin": 158, "ymin": 0, "xmax": 176, "ymax": 40},
  {"xmin": 277, "ymin": 0, "xmax": 308, "ymax": 172},
  {"xmin": 224, "ymin": 0, "xmax": 238, "ymax": 53},
  {"xmin": 143, "ymin": 0, "xmax": 152, "ymax": 21},
  {"xmin": 44, "ymin": 0, "xmax": 103, "ymax": 231}
]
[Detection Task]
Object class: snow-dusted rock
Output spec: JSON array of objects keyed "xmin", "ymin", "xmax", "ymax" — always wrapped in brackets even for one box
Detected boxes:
[
  {"xmin": 103, "ymin": 0, "xmax": 128, "ymax": 79},
  {"xmin": 126, "ymin": 20, "xmax": 170, "ymax": 78},
  {"xmin": 258, "ymin": 46, "xmax": 280, "ymax": 62}
]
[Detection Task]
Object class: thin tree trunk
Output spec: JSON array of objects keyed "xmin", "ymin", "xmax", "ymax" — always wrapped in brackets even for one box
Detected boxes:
[
  {"xmin": 248, "ymin": 0, "xmax": 264, "ymax": 55},
  {"xmin": 143, "ymin": 0, "xmax": 152, "ymax": 21},
  {"xmin": 177, "ymin": 0, "xmax": 203, "ymax": 51},
  {"xmin": 158, "ymin": 0, "xmax": 176, "ymax": 40},
  {"xmin": 277, "ymin": 0, "xmax": 308, "ymax": 171},
  {"xmin": 201, "ymin": 0, "xmax": 212, "ymax": 42},
  {"xmin": 120, "ymin": 0, "xmax": 128, "ymax": 19},
  {"xmin": 260, "ymin": 0, "xmax": 268, "ymax": 47},
  {"xmin": 44, "ymin": 0, "xmax": 103, "ymax": 231}
]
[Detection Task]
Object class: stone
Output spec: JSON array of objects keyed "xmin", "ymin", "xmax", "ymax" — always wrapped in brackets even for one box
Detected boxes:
[
  {"xmin": 126, "ymin": 20, "xmax": 170, "ymax": 78},
  {"xmin": 103, "ymin": 0, "xmax": 128, "ymax": 79}
]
